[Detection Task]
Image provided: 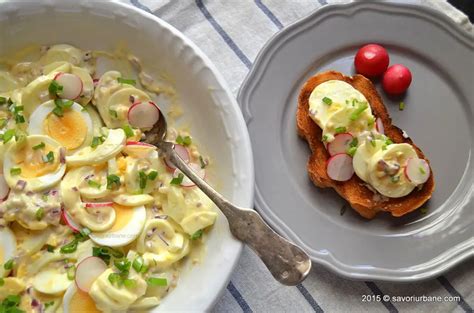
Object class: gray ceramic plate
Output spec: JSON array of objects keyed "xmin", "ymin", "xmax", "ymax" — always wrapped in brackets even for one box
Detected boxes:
[{"xmin": 238, "ymin": 1, "xmax": 473, "ymax": 282}]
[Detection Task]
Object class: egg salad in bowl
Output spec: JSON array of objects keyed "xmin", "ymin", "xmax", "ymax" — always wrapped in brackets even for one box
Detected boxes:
[{"xmin": 0, "ymin": 44, "xmax": 218, "ymax": 312}]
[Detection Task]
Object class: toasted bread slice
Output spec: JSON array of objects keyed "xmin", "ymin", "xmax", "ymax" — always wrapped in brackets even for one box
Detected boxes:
[{"xmin": 297, "ymin": 71, "xmax": 435, "ymax": 219}]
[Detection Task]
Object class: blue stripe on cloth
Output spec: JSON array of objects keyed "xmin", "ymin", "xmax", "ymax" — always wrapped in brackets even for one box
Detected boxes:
[
  {"xmin": 227, "ymin": 281, "xmax": 253, "ymax": 313},
  {"xmin": 195, "ymin": 0, "xmax": 252, "ymax": 69},
  {"xmin": 254, "ymin": 0, "xmax": 283, "ymax": 29},
  {"xmin": 437, "ymin": 276, "xmax": 473, "ymax": 312},
  {"xmin": 296, "ymin": 283, "xmax": 324, "ymax": 313},
  {"xmin": 130, "ymin": 0, "xmax": 153, "ymax": 14},
  {"xmin": 365, "ymin": 282, "xmax": 398, "ymax": 313}
]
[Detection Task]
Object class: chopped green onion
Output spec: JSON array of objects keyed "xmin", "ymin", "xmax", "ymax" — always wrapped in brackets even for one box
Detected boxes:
[
  {"xmin": 3, "ymin": 295, "xmax": 21, "ymax": 307},
  {"xmin": 109, "ymin": 109, "xmax": 118, "ymax": 119},
  {"xmin": 347, "ymin": 146, "xmax": 357, "ymax": 157},
  {"xmin": 147, "ymin": 277, "xmax": 167, "ymax": 286},
  {"xmin": 45, "ymin": 244, "xmax": 55, "ymax": 253},
  {"xmin": 108, "ymin": 272, "xmax": 121, "ymax": 285},
  {"xmin": 138, "ymin": 171, "xmax": 147, "ymax": 190},
  {"xmin": 3, "ymin": 258, "xmax": 14, "ymax": 270},
  {"xmin": 335, "ymin": 126, "xmax": 347, "ymax": 134},
  {"xmin": 370, "ymin": 140, "xmax": 376, "ymax": 148},
  {"xmin": 114, "ymin": 259, "xmax": 131, "ymax": 273},
  {"xmin": 79, "ymin": 227, "xmax": 91, "ymax": 238},
  {"xmin": 2, "ymin": 129, "xmax": 15, "ymax": 143},
  {"xmin": 60, "ymin": 240, "xmax": 78, "ymax": 254},
  {"xmin": 10, "ymin": 168, "xmax": 21, "ymax": 176},
  {"xmin": 419, "ymin": 166, "xmax": 426, "ymax": 175},
  {"xmin": 67, "ymin": 266, "xmax": 75, "ymax": 280},
  {"xmin": 0, "ymin": 118, "xmax": 8, "ymax": 129},
  {"xmin": 190, "ymin": 229, "xmax": 203, "ymax": 240},
  {"xmin": 87, "ymin": 180, "xmax": 101, "ymax": 189},
  {"xmin": 41, "ymin": 194, "xmax": 48, "ymax": 202},
  {"xmin": 14, "ymin": 114, "xmax": 25, "ymax": 124},
  {"xmin": 199, "ymin": 156, "xmax": 207, "ymax": 169},
  {"xmin": 122, "ymin": 125, "xmax": 134, "ymax": 138},
  {"xmin": 349, "ymin": 138, "xmax": 358, "ymax": 148},
  {"xmin": 91, "ymin": 136, "xmax": 104, "ymax": 148},
  {"xmin": 385, "ymin": 138, "xmax": 393, "ymax": 146},
  {"xmin": 44, "ymin": 301, "xmax": 55, "ymax": 309},
  {"xmin": 322, "ymin": 135, "xmax": 328, "ymax": 142},
  {"xmin": 399, "ymin": 102, "xmax": 405, "ymax": 111},
  {"xmin": 176, "ymin": 135, "xmax": 192, "ymax": 146},
  {"xmin": 107, "ymin": 174, "xmax": 121, "ymax": 190},
  {"xmin": 147, "ymin": 171, "xmax": 158, "ymax": 181},
  {"xmin": 43, "ymin": 151, "xmax": 54, "ymax": 163},
  {"xmin": 322, "ymin": 97, "xmax": 332, "ymax": 105},
  {"xmin": 49, "ymin": 80, "xmax": 63, "ymax": 96},
  {"xmin": 35, "ymin": 207, "xmax": 44, "ymax": 221},
  {"xmin": 117, "ymin": 77, "xmax": 136, "ymax": 85},
  {"xmin": 349, "ymin": 102, "xmax": 368, "ymax": 121},
  {"xmin": 123, "ymin": 278, "xmax": 136, "ymax": 289},
  {"xmin": 0, "ymin": 97, "xmax": 6, "ymax": 105},
  {"xmin": 170, "ymin": 173, "xmax": 184, "ymax": 185},
  {"xmin": 367, "ymin": 116, "xmax": 375, "ymax": 127},
  {"xmin": 391, "ymin": 175, "xmax": 400, "ymax": 183},
  {"xmin": 32, "ymin": 142, "xmax": 45, "ymax": 150},
  {"xmin": 52, "ymin": 106, "xmax": 63, "ymax": 117},
  {"xmin": 132, "ymin": 256, "xmax": 144, "ymax": 273},
  {"xmin": 52, "ymin": 99, "xmax": 74, "ymax": 117},
  {"xmin": 13, "ymin": 106, "xmax": 23, "ymax": 113}
]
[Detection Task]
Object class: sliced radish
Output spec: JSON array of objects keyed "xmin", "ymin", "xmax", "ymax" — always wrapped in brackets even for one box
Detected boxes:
[
  {"xmin": 327, "ymin": 133, "xmax": 353, "ymax": 156},
  {"xmin": 326, "ymin": 153, "xmax": 354, "ymax": 181},
  {"xmin": 127, "ymin": 101, "xmax": 160, "ymax": 129},
  {"xmin": 404, "ymin": 158, "xmax": 430, "ymax": 184},
  {"xmin": 54, "ymin": 72, "xmax": 83, "ymax": 100},
  {"xmin": 75, "ymin": 256, "xmax": 107, "ymax": 292},
  {"xmin": 376, "ymin": 118, "xmax": 384, "ymax": 134},
  {"xmin": 85, "ymin": 202, "xmax": 114, "ymax": 208},
  {"xmin": 126, "ymin": 141, "xmax": 155, "ymax": 148},
  {"xmin": 0, "ymin": 174, "xmax": 10, "ymax": 200},
  {"xmin": 61, "ymin": 210, "xmax": 81, "ymax": 232},
  {"xmin": 164, "ymin": 144, "xmax": 190, "ymax": 171},
  {"xmin": 173, "ymin": 163, "xmax": 206, "ymax": 187}
]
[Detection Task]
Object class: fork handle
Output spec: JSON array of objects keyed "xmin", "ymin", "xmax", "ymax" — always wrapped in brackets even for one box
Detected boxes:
[{"xmin": 159, "ymin": 141, "xmax": 312, "ymax": 285}]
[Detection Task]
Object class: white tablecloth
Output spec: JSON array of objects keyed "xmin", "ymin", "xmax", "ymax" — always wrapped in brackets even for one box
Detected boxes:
[{"xmin": 125, "ymin": 0, "xmax": 473, "ymax": 312}]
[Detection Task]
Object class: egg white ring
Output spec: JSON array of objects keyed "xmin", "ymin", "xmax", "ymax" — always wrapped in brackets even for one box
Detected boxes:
[
  {"xmin": 62, "ymin": 283, "xmax": 78, "ymax": 313},
  {"xmin": 3, "ymin": 135, "xmax": 66, "ymax": 192},
  {"xmin": 28, "ymin": 100, "xmax": 93, "ymax": 153},
  {"xmin": 0, "ymin": 227, "xmax": 16, "ymax": 264},
  {"xmin": 89, "ymin": 205, "xmax": 146, "ymax": 247}
]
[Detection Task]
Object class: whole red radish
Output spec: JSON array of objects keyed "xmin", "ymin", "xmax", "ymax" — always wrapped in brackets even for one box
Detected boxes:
[
  {"xmin": 354, "ymin": 44, "xmax": 389, "ymax": 77},
  {"xmin": 382, "ymin": 64, "xmax": 412, "ymax": 95}
]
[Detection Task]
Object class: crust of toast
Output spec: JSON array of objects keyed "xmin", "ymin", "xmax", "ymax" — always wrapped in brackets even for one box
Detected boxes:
[{"xmin": 297, "ymin": 71, "xmax": 435, "ymax": 219}]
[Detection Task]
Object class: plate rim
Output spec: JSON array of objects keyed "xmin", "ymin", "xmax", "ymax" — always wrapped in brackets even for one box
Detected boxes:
[{"xmin": 237, "ymin": 1, "xmax": 473, "ymax": 282}]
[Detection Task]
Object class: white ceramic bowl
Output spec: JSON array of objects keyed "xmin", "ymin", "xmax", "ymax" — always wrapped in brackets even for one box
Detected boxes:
[{"xmin": 0, "ymin": 0, "xmax": 254, "ymax": 311}]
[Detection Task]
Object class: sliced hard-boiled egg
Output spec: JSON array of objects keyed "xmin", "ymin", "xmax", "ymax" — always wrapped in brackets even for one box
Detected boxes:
[
  {"xmin": 83, "ymin": 105, "xmax": 103, "ymax": 136},
  {"xmin": 180, "ymin": 211, "xmax": 217, "ymax": 235},
  {"xmin": 42, "ymin": 61, "xmax": 72, "ymax": 75},
  {"xmin": 112, "ymin": 194, "xmax": 154, "ymax": 207},
  {"xmin": 39, "ymin": 44, "xmax": 84, "ymax": 67},
  {"xmin": 3, "ymin": 135, "xmax": 66, "ymax": 192},
  {"xmin": 32, "ymin": 267, "xmax": 72, "ymax": 295},
  {"xmin": 89, "ymin": 204, "xmax": 146, "ymax": 247},
  {"xmin": 0, "ymin": 227, "xmax": 16, "ymax": 276},
  {"xmin": 72, "ymin": 165, "xmax": 110, "ymax": 199},
  {"xmin": 66, "ymin": 128, "xmax": 125, "ymax": 166},
  {"xmin": 21, "ymin": 75, "xmax": 54, "ymax": 117},
  {"xmin": 63, "ymin": 283, "xmax": 102, "ymax": 313},
  {"xmin": 28, "ymin": 100, "xmax": 93, "ymax": 153}
]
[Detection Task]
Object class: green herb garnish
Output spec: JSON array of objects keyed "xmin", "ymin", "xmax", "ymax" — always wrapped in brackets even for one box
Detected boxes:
[
  {"xmin": 349, "ymin": 102, "xmax": 368, "ymax": 121},
  {"xmin": 49, "ymin": 80, "xmax": 63, "ymax": 96},
  {"xmin": 147, "ymin": 277, "xmax": 168, "ymax": 287},
  {"xmin": 2, "ymin": 129, "xmax": 15, "ymax": 143},
  {"xmin": 335, "ymin": 126, "xmax": 346, "ymax": 134},
  {"xmin": 1, "ymin": 295, "xmax": 24, "ymax": 313},
  {"xmin": 91, "ymin": 136, "xmax": 105, "ymax": 148},
  {"xmin": 367, "ymin": 116, "xmax": 375, "ymax": 127},
  {"xmin": 347, "ymin": 146, "xmax": 357, "ymax": 157},
  {"xmin": 176, "ymin": 135, "xmax": 192, "ymax": 146},
  {"xmin": 109, "ymin": 109, "xmax": 118, "ymax": 119},
  {"xmin": 107, "ymin": 174, "xmax": 121, "ymax": 190},
  {"xmin": 35, "ymin": 207, "xmax": 44, "ymax": 221},
  {"xmin": 32, "ymin": 142, "xmax": 45, "ymax": 150},
  {"xmin": 138, "ymin": 171, "xmax": 147, "ymax": 190},
  {"xmin": 147, "ymin": 171, "xmax": 158, "ymax": 181},
  {"xmin": 10, "ymin": 168, "xmax": 21, "ymax": 176},
  {"xmin": 322, "ymin": 135, "xmax": 328, "ymax": 142},
  {"xmin": 44, "ymin": 151, "xmax": 54, "ymax": 163},
  {"xmin": 0, "ymin": 97, "xmax": 6, "ymax": 105},
  {"xmin": 419, "ymin": 167, "xmax": 426, "ymax": 175},
  {"xmin": 108, "ymin": 272, "xmax": 121, "ymax": 285},
  {"xmin": 399, "ymin": 102, "xmax": 405, "ymax": 111},
  {"xmin": 45, "ymin": 244, "xmax": 55, "ymax": 253},
  {"xmin": 122, "ymin": 125, "xmax": 134, "ymax": 138},
  {"xmin": 14, "ymin": 114, "xmax": 25, "ymax": 124},
  {"xmin": 92, "ymin": 246, "xmax": 124, "ymax": 265},
  {"xmin": 87, "ymin": 180, "xmax": 101, "ymax": 189},
  {"xmin": 132, "ymin": 256, "xmax": 144, "ymax": 273},
  {"xmin": 44, "ymin": 301, "xmax": 55, "ymax": 309},
  {"xmin": 123, "ymin": 278, "xmax": 136, "ymax": 289},
  {"xmin": 0, "ymin": 118, "xmax": 8, "ymax": 129},
  {"xmin": 370, "ymin": 139, "xmax": 376, "ymax": 148},
  {"xmin": 170, "ymin": 173, "xmax": 184, "ymax": 185},
  {"xmin": 60, "ymin": 240, "xmax": 79, "ymax": 254},
  {"xmin": 349, "ymin": 138, "xmax": 358, "ymax": 148},
  {"xmin": 385, "ymin": 138, "xmax": 393, "ymax": 146},
  {"xmin": 67, "ymin": 266, "xmax": 75, "ymax": 280},
  {"xmin": 391, "ymin": 175, "xmax": 400, "ymax": 183},
  {"xmin": 117, "ymin": 77, "xmax": 136, "ymax": 85},
  {"xmin": 52, "ymin": 99, "xmax": 74, "ymax": 117},
  {"xmin": 3, "ymin": 259, "xmax": 14, "ymax": 270},
  {"xmin": 114, "ymin": 259, "xmax": 131, "ymax": 273},
  {"xmin": 322, "ymin": 97, "xmax": 332, "ymax": 105},
  {"xmin": 190, "ymin": 229, "xmax": 203, "ymax": 240}
]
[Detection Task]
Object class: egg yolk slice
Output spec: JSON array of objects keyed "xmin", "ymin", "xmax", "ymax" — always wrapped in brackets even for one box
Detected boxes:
[
  {"xmin": 15, "ymin": 143, "xmax": 59, "ymax": 178},
  {"xmin": 110, "ymin": 204, "xmax": 135, "ymax": 231},
  {"xmin": 43, "ymin": 110, "xmax": 88, "ymax": 150},
  {"xmin": 70, "ymin": 290, "xmax": 101, "ymax": 313}
]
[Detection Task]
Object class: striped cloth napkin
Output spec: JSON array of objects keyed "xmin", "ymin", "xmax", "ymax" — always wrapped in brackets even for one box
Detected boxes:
[{"xmin": 125, "ymin": 0, "xmax": 473, "ymax": 312}]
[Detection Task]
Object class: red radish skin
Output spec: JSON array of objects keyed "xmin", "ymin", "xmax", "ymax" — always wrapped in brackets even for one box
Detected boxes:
[
  {"xmin": 54, "ymin": 73, "xmax": 83, "ymax": 100},
  {"xmin": 173, "ymin": 163, "xmax": 206, "ymax": 187},
  {"xmin": 404, "ymin": 158, "xmax": 430, "ymax": 184},
  {"xmin": 127, "ymin": 101, "xmax": 160, "ymax": 129},
  {"xmin": 164, "ymin": 144, "xmax": 190, "ymax": 171},
  {"xmin": 62, "ymin": 210, "xmax": 81, "ymax": 232},
  {"xmin": 85, "ymin": 202, "xmax": 114, "ymax": 208},
  {"xmin": 0, "ymin": 174, "xmax": 10, "ymax": 200},
  {"xmin": 126, "ymin": 141, "xmax": 155, "ymax": 148},
  {"xmin": 382, "ymin": 64, "xmax": 412, "ymax": 95},
  {"xmin": 326, "ymin": 153, "xmax": 354, "ymax": 181},
  {"xmin": 327, "ymin": 133, "xmax": 353, "ymax": 156},
  {"xmin": 75, "ymin": 256, "xmax": 107, "ymax": 292},
  {"xmin": 375, "ymin": 118, "xmax": 384, "ymax": 134},
  {"xmin": 354, "ymin": 44, "xmax": 390, "ymax": 77}
]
